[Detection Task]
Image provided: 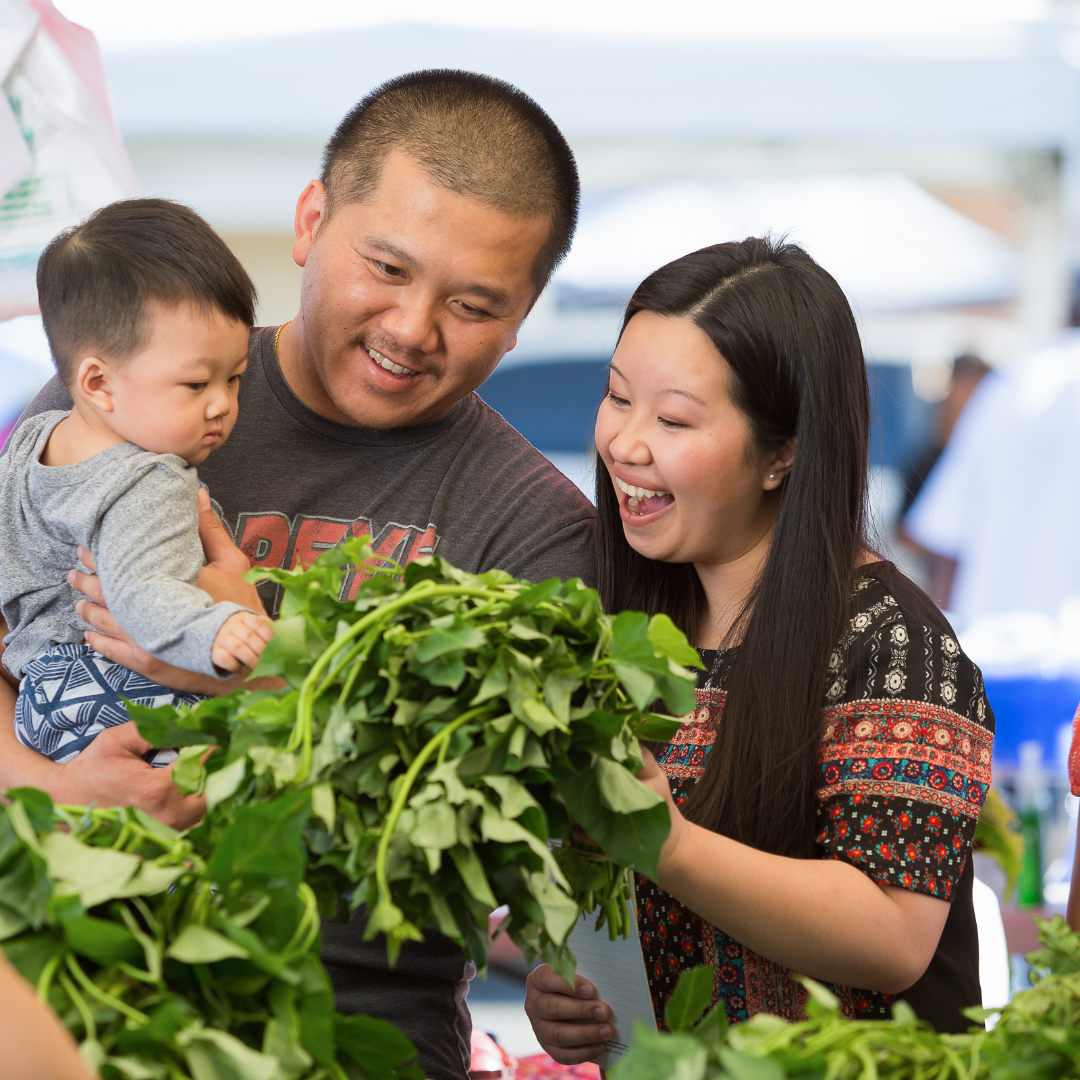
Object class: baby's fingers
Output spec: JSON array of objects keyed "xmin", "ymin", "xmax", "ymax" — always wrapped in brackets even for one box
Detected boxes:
[{"xmin": 240, "ymin": 614, "xmax": 274, "ymax": 643}]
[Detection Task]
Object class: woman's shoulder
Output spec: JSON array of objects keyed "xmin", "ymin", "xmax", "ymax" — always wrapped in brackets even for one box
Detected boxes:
[{"xmin": 825, "ymin": 561, "xmax": 993, "ymax": 733}]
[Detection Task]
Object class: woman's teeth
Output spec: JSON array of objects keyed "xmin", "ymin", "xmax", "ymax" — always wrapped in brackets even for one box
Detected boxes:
[
  {"xmin": 614, "ymin": 476, "xmax": 669, "ymax": 499},
  {"xmin": 367, "ymin": 346, "xmax": 419, "ymax": 377},
  {"xmin": 614, "ymin": 475, "xmax": 675, "ymax": 516}
]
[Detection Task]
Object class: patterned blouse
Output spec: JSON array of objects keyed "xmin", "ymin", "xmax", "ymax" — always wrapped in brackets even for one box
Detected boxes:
[{"xmin": 635, "ymin": 562, "xmax": 994, "ymax": 1032}]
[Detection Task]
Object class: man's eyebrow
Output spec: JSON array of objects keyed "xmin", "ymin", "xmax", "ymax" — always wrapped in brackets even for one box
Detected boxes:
[
  {"xmin": 364, "ymin": 235, "xmax": 511, "ymax": 309},
  {"xmin": 607, "ymin": 364, "xmax": 707, "ymax": 407}
]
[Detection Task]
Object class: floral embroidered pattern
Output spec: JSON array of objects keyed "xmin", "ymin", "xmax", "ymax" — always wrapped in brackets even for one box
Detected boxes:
[{"xmin": 635, "ymin": 569, "xmax": 994, "ymax": 1028}]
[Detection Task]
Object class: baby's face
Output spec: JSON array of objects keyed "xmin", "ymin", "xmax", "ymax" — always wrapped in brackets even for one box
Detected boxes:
[{"xmin": 103, "ymin": 302, "xmax": 249, "ymax": 465}]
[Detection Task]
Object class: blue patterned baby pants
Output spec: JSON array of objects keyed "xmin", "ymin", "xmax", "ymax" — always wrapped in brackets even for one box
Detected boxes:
[{"xmin": 15, "ymin": 643, "xmax": 204, "ymax": 765}]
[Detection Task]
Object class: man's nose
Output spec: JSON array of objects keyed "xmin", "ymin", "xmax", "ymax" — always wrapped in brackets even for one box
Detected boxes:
[{"xmin": 380, "ymin": 291, "xmax": 440, "ymax": 354}]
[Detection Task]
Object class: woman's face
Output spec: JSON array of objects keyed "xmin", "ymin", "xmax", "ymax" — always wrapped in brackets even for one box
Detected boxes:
[{"xmin": 595, "ymin": 310, "xmax": 784, "ymax": 569}]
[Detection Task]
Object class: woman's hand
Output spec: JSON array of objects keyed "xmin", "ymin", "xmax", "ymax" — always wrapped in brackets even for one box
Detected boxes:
[
  {"xmin": 637, "ymin": 747, "xmax": 689, "ymax": 876},
  {"xmin": 524, "ymin": 965, "xmax": 614, "ymax": 1066},
  {"xmin": 68, "ymin": 488, "xmax": 268, "ymax": 696}
]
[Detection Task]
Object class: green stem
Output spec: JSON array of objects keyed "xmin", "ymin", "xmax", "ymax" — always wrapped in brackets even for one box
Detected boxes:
[
  {"xmin": 283, "ymin": 882, "xmax": 321, "ymax": 955},
  {"xmin": 374, "ymin": 705, "xmax": 491, "ymax": 905},
  {"xmin": 66, "ymin": 954, "xmax": 150, "ymax": 1026},
  {"xmin": 292, "ymin": 582, "xmax": 505, "ymax": 780},
  {"xmin": 58, "ymin": 970, "xmax": 96, "ymax": 1041},
  {"xmin": 37, "ymin": 951, "xmax": 62, "ymax": 1002}
]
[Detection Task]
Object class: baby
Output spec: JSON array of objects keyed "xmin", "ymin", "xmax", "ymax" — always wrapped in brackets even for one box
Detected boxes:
[{"xmin": 0, "ymin": 198, "xmax": 272, "ymax": 765}]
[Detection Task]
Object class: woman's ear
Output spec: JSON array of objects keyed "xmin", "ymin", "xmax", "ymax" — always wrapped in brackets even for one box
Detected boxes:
[
  {"xmin": 763, "ymin": 437, "xmax": 797, "ymax": 491},
  {"xmin": 75, "ymin": 355, "xmax": 116, "ymax": 413}
]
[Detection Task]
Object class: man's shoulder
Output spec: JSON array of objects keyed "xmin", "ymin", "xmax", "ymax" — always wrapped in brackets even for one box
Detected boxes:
[{"xmin": 450, "ymin": 393, "xmax": 594, "ymax": 519}]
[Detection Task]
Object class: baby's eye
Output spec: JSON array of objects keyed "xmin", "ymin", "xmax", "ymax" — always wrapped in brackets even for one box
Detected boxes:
[
  {"xmin": 187, "ymin": 382, "xmax": 207, "ymax": 391},
  {"xmin": 228, "ymin": 373, "xmax": 243, "ymax": 384}
]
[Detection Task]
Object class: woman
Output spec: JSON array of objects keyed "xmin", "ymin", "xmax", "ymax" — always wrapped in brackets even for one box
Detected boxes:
[{"xmin": 525, "ymin": 238, "xmax": 993, "ymax": 1062}]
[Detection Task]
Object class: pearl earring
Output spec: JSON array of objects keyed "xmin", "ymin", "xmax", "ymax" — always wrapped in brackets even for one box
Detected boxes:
[{"xmin": 769, "ymin": 473, "xmax": 776, "ymax": 480}]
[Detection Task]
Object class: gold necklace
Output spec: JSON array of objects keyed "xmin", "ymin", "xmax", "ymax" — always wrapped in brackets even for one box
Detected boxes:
[{"xmin": 273, "ymin": 319, "xmax": 292, "ymax": 356}]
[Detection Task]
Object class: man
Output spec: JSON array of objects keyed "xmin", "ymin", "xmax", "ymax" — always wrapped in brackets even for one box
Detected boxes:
[{"xmin": 0, "ymin": 70, "xmax": 596, "ymax": 1080}]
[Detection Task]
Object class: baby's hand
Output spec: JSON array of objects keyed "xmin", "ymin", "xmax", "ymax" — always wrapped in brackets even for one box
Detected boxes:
[{"xmin": 211, "ymin": 612, "xmax": 274, "ymax": 673}]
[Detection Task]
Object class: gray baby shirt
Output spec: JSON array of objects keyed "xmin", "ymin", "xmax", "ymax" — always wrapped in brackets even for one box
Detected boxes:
[{"xmin": 0, "ymin": 410, "xmax": 248, "ymax": 679}]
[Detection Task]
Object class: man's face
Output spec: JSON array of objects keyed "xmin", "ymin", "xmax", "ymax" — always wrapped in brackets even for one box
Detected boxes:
[{"xmin": 288, "ymin": 149, "xmax": 552, "ymax": 428}]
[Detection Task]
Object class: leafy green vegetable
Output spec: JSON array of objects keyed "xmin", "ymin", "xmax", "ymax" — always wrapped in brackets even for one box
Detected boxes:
[
  {"xmin": 0, "ymin": 789, "xmax": 420, "ymax": 1080},
  {"xmin": 612, "ymin": 917, "xmax": 1080, "ymax": 1080},
  {"xmin": 131, "ymin": 538, "xmax": 698, "ymax": 977}
]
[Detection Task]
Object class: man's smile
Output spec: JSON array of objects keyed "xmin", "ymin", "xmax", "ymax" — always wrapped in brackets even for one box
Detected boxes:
[{"xmin": 364, "ymin": 343, "xmax": 421, "ymax": 378}]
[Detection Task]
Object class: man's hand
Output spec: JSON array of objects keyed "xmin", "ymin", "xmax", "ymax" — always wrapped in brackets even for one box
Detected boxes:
[
  {"xmin": 55, "ymin": 722, "xmax": 206, "ymax": 829},
  {"xmin": 211, "ymin": 611, "xmax": 274, "ymax": 673},
  {"xmin": 524, "ymin": 965, "xmax": 614, "ymax": 1066}
]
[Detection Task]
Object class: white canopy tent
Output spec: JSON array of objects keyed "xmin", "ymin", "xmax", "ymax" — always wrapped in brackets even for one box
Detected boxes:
[{"xmin": 554, "ymin": 172, "xmax": 1018, "ymax": 315}]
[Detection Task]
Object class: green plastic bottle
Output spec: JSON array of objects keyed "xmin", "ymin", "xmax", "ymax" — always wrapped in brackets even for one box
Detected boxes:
[{"xmin": 1015, "ymin": 741, "xmax": 1045, "ymax": 909}]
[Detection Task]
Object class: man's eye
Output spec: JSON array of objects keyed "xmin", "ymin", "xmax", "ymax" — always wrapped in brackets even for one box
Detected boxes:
[
  {"xmin": 187, "ymin": 382, "xmax": 207, "ymax": 391},
  {"xmin": 456, "ymin": 300, "xmax": 489, "ymax": 318},
  {"xmin": 377, "ymin": 262, "xmax": 405, "ymax": 278}
]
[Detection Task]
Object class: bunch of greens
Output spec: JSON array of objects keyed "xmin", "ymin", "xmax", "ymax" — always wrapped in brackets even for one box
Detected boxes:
[
  {"xmin": 612, "ymin": 916, "xmax": 1080, "ymax": 1080},
  {"xmin": 0, "ymin": 787, "xmax": 420, "ymax": 1080},
  {"xmin": 131, "ymin": 537, "xmax": 699, "ymax": 976}
]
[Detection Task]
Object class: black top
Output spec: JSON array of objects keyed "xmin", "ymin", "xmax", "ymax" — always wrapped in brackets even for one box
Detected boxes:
[{"xmin": 636, "ymin": 561, "xmax": 992, "ymax": 1033}]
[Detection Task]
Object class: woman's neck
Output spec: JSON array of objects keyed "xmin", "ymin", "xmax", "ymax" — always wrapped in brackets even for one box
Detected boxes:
[{"xmin": 693, "ymin": 526, "xmax": 776, "ymax": 650}]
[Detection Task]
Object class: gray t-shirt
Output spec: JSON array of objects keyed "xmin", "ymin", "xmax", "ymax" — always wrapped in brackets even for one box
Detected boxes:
[
  {"xmin": 17, "ymin": 325, "xmax": 598, "ymax": 1080},
  {"xmin": 0, "ymin": 410, "xmax": 246, "ymax": 679}
]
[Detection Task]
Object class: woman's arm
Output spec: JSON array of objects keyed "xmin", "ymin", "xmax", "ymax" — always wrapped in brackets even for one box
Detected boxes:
[{"xmin": 640, "ymin": 751, "xmax": 949, "ymax": 993}]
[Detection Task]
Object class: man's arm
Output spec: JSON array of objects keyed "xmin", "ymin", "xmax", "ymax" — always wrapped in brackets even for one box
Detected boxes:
[{"xmin": 0, "ymin": 617, "xmax": 205, "ymax": 827}]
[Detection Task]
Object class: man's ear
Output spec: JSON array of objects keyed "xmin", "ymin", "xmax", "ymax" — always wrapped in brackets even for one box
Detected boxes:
[
  {"xmin": 292, "ymin": 179, "xmax": 327, "ymax": 268},
  {"xmin": 75, "ymin": 356, "xmax": 116, "ymax": 413},
  {"xmin": 763, "ymin": 436, "xmax": 797, "ymax": 491}
]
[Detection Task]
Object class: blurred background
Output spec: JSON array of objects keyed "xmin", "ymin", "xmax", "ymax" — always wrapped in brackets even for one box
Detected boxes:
[{"xmin": 5, "ymin": 0, "xmax": 1080, "ymax": 1059}]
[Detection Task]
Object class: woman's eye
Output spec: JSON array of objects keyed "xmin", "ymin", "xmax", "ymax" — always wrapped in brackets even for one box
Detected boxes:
[
  {"xmin": 659, "ymin": 416, "xmax": 687, "ymax": 429},
  {"xmin": 187, "ymin": 382, "xmax": 207, "ymax": 391},
  {"xmin": 607, "ymin": 391, "xmax": 630, "ymax": 407}
]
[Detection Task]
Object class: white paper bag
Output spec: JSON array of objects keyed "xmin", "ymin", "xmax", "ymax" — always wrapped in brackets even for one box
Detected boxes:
[{"xmin": 0, "ymin": 0, "xmax": 137, "ymax": 320}]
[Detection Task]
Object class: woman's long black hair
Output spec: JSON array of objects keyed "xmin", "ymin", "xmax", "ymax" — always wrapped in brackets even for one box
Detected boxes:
[{"xmin": 596, "ymin": 237, "xmax": 870, "ymax": 860}]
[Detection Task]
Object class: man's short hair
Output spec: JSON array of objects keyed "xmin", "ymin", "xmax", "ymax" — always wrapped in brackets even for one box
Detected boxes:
[
  {"xmin": 37, "ymin": 198, "xmax": 257, "ymax": 385},
  {"xmin": 321, "ymin": 70, "xmax": 580, "ymax": 291}
]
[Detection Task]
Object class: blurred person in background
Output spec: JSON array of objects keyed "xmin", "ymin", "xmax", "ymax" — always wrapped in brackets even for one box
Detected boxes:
[
  {"xmin": 899, "ymin": 353, "xmax": 990, "ymax": 609},
  {"xmin": 904, "ymin": 335, "xmax": 1080, "ymax": 622}
]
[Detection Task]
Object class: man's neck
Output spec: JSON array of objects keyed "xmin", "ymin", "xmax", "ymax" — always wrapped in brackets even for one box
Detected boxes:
[{"xmin": 275, "ymin": 318, "xmax": 361, "ymax": 427}]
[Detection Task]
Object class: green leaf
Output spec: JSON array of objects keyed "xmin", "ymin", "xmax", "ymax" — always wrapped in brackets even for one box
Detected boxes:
[
  {"xmin": 551, "ymin": 757, "xmax": 670, "ymax": 879},
  {"xmin": 449, "ymin": 846, "xmax": 498, "ymax": 908},
  {"xmin": 204, "ymin": 756, "xmax": 247, "ymax": 810},
  {"xmin": 335, "ymin": 1012, "xmax": 419, "ymax": 1073},
  {"xmin": 178, "ymin": 1026, "xmax": 282, "ymax": 1080},
  {"xmin": 595, "ymin": 757, "xmax": 664, "ymax": 814},
  {"xmin": 207, "ymin": 789, "xmax": 311, "ymax": 890},
  {"xmin": 647, "ymin": 615, "xmax": 703, "ymax": 669},
  {"xmin": 610, "ymin": 1024, "xmax": 706, "ymax": 1080},
  {"xmin": 717, "ymin": 1048, "xmax": 786, "ymax": 1080},
  {"xmin": 612, "ymin": 663, "xmax": 658, "ymax": 712},
  {"xmin": 166, "ymin": 924, "xmax": 251, "ymax": 964},
  {"xmin": 6, "ymin": 788, "xmax": 55, "ymax": 833},
  {"xmin": 39, "ymin": 831, "xmax": 141, "ymax": 908},
  {"xmin": 409, "ymin": 799, "xmax": 457, "ymax": 851},
  {"xmin": 635, "ymin": 714, "xmax": 685, "ymax": 742},
  {"xmin": 664, "ymin": 965, "xmax": 714, "ymax": 1032},
  {"xmin": 482, "ymin": 774, "xmax": 540, "ymax": 819},
  {"xmin": 415, "ymin": 624, "xmax": 485, "ymax": 661},
  {"xmin": 62, "ymin": 914, "xmax": 143, "ymax": 966}
]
